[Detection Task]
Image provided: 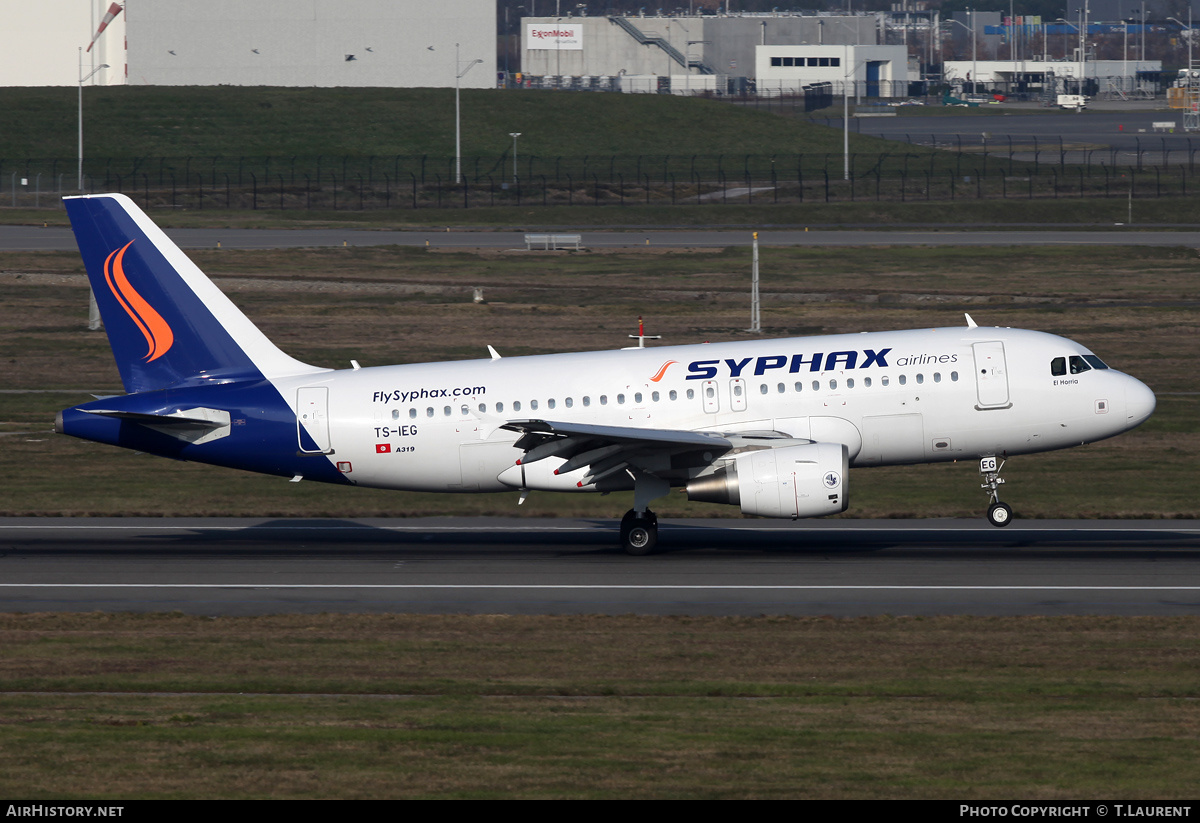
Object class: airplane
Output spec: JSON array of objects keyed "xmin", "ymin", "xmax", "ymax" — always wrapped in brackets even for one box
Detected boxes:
[{"xmin": 57, "ymin": 193, "xmax": 1156, "ymax": 554}]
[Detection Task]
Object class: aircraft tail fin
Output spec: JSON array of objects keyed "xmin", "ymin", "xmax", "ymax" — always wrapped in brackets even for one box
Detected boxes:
[{"xmin": 65, "ymin": 193, "xmax": 326, "ymax": 394}]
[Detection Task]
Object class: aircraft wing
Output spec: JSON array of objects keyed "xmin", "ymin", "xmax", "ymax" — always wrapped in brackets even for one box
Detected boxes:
[{"xmin": 501, "ymin": 419, "xmax": 738, "ymax": 486}]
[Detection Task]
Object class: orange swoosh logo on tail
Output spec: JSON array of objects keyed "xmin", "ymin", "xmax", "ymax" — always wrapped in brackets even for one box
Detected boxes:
[
  {"xmin": 103, "ymin": 240, "xmax": 174, "ymax": 362},
  {"xmin": 649, "ymin": 360, "xmax": 677, "ymax": 382}
]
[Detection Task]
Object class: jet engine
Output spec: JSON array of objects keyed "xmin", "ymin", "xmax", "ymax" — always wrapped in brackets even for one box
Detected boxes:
[{"xmin": 686, "ymin": 442, "xmax": 849, "ymax": 518}]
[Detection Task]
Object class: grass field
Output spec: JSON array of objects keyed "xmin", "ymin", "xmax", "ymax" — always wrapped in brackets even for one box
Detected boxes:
[
  {"xmin": 1, "ymin": 613, "xmax": 1198, "ymax": 799},
  {"xmin": 1, "ymin": 242, "xmax": 1196, "ymax": 520},
  {"xmin": 2, "ymin": 183, "xmax": 1198, "ymax": 797}
]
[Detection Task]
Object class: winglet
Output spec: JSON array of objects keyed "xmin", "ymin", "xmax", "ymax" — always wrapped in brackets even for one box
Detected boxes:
[
  {"xmin": 965, "ymin": 313, "xmax": 978, "ymax": 329},
  {"xmin": 488, "ymin": 345, "xmax": 502, "ymax": 360}
]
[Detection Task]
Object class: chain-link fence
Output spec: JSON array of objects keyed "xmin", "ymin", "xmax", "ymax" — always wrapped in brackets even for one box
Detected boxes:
[{"xmin": 4, "ymin": 149, "xmax": 1194, "ymax": 210}]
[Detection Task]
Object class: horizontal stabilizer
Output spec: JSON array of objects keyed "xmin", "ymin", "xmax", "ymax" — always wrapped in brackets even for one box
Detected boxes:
[{"xmin": 79, "ymin": 406, "xmax": 231, "ymax": 445}]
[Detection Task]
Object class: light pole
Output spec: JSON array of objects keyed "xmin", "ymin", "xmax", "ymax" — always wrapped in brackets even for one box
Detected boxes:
[
  {"xmin": 1170, "ymin": 15, "xmax": 1193, "ymax": 74},
  {"xmin": 843, "ymin": 48, "xmax": 870, "ymax": 181},
  {"xmin": 509, "ymin": 132, "xmax": 522, "ymax": 183},
  {"xmin": 943, "ymin": 17, "xmax": 977, "ymax": 93},
  {"xmin": 454, "ymin": 43, "xmax": 483, "ymax": 185},
  {"xmin": 78, "ymin": 49, "xmax": 109, "ymax": 193}
]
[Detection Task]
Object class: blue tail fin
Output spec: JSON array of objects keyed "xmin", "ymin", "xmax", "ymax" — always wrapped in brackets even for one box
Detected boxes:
[{"xmin": 65, "ymin": 193, "xmax": 325, "ymax": 394}]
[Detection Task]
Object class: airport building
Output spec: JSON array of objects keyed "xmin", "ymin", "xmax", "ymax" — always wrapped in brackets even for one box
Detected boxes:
[
  {"xmin": 943, "ymin": 59, "xmax": 1163, "ymax": 96},
  {"xmin": 3, "ymin": 0, "xmax": 496, "ymax": 89},
  {"xmin": 518, "ymin": 14, "xmax": 900, "ymax": 94}
]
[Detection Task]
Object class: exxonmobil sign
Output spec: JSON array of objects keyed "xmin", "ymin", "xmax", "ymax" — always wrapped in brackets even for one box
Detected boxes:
[{"xmin": 526, "ymin": 23, "xmax": 582, "ymax": 49}]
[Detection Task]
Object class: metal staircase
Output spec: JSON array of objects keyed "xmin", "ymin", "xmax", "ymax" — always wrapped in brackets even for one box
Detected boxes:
[{"xmin": 608, "ymin": 16, "xmax": 715, "ymax": 75}]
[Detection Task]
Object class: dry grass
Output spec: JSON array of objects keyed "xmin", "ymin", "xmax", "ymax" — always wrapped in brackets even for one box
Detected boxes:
[
  {"xmin": 0, "ymin": 243, "xmax": 1196, "ymax": 518},
  {"xmin": 0, "ymin": 613, "xmax": 1198, "ymax": 798}
]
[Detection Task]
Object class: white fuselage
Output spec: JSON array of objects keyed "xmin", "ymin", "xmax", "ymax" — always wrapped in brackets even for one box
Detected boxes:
[{"xmin": 275, "ymin": 326, "xmax": 1156, "ymax": 494}]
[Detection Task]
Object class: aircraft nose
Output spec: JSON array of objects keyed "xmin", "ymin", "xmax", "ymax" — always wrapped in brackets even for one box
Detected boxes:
[{"xmin": 1124, "ymin": 377, "xmax": 1156, "ymax": 428}]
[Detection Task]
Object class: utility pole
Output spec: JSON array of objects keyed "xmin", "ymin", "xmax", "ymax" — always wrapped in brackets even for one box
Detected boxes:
[{"xmin": 748, "ymin": 232, "xmax": 761, "ymax": 333}]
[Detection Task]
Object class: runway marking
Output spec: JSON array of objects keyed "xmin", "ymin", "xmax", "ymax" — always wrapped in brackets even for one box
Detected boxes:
[
  {"xmin": 3, "ymin": 524, "xmax": 1198, "ymax": 534},
  {"xmin": 2, "ymin": 584, "xmax": 1199, "ymax": 591}
]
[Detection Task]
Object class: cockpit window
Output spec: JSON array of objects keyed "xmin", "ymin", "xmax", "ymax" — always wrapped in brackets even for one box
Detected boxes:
[
  {"xmin": 1069, "ymin": 356, "xmax": 1092, "ymax": 374},
  {"xmin": 1083, "ymin": 355, "xmax": 1109, "ymax": 370},
  {"xmin": 1051, "ymin": 357, "xmax": 1066, "ymax": 376}
]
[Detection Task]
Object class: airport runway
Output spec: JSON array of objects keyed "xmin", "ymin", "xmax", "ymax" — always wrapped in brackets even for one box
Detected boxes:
[
  {"xmin": 5, "ymin": 225, "xmax": 1200, "ymax": 251},
  {"xmin": 846, "ymin": 108, "xmax": 1200, "ymax": 159},
  {"xmin": 2, "ymin": 517, "xmax": 1198, "ymax": 617}
]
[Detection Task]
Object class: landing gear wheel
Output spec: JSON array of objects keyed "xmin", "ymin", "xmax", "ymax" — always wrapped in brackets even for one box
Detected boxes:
[
  {"xmin": 619, "ymin": 510, "xmax": 637, "ymax": 544},
  {"xmin": 623, "ymin": 523, "xmax": 658, "ymax": 556},
  {"xmin": 987, "ymin": 501, "xmax": 1013, "ymax": 528},
  {"xmin": 619, "ymin": 509, "xmax": 658, "ymax": 555}
]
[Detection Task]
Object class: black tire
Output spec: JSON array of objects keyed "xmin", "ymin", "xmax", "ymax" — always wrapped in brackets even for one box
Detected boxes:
[
  {"xmin": 987, "ymin": 501, "xmax": 1013, "ymax": 528},
  {"xmin": 619, "ymin": 510, "xmax": 638, "ymax": 544},
  {"xmin": 623, "ymin": 523, "xmax": 657, "ymax": 556}
]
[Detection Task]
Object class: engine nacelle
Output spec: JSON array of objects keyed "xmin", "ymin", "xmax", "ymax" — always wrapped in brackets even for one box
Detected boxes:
[{"xmin": 686, "ymin": 442, "xmax": 849, "ymax": 519}]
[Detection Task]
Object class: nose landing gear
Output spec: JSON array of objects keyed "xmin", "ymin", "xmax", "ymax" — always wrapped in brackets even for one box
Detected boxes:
[{"xmin": 980, "ymin": 455, "xmax": 1013, "ymax": 527}]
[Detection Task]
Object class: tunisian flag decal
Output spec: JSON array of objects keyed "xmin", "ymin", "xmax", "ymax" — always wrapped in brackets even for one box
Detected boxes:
[{"xmin": 376, "ymin": 443, "xmax": 391, "ymax": 453}]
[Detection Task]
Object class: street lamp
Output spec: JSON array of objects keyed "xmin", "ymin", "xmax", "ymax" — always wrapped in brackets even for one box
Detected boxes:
[
  {"xmin": 509, "ymin": 132, "xmax": 522, "ymax": 183},
  {"xmin": 453, "ymin": 43, "xmax": 483, "ymax": 185},
  {"xmin": 1170, "ymin": 15, "xmax": 1193, "ymax": 75},
  {"xmin": 78, "ymin": 48, "xmax": 109, "ymax": 193},
  {"xmin": 943, "ymin": 17, "xmax": 978, "ymax": 93}
]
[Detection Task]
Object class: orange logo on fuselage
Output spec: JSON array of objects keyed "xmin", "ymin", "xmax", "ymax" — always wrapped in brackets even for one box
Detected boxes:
[
  {"xmin": 649, "ymin": 360, "xmax": 677, "ymax": 382},
  {"xmin": 103, "ymin": 240, "xmax": 174, "ymax": 362}
]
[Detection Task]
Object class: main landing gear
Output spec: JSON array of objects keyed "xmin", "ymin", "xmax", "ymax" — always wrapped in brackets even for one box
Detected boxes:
[
  {"xmin": 620, "ymin": 509, "xmax": 658, "ymax": 555},
  {"xmin": 979, "ymin": 455, "xmax": 1013, "ymax": 527},
  {"xmin": 619, "ymin": 471, "xmax": 669, "ymax": 555}
]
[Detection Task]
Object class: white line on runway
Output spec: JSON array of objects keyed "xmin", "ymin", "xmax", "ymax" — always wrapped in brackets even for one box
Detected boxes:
[
  {"xmin": 2, "ymin": 584, "xmax": 1199, "ymax": 591},
  {"xmin": 3, "ymin": 524, "xmax": 1198, "ymax": 533}
]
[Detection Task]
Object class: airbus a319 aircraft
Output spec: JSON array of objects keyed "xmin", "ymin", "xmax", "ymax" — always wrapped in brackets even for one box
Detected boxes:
[{"xmin": 57, "ymin": 194, "xmax": 1156, "ymax": 554}]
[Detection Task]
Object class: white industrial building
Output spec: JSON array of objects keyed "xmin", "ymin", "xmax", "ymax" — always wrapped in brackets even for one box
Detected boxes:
[
  {"xmin": 520, "ymin": 13, "xmax": 880, "ymax": 91},
  {"xmin": 943, "ymin": 59, "xmax": 1162, "ymax": 94},
  {"xmin": 2, "ymin": 0, "xmax": 496, "ymax": 88},
  {"xmin": 756, "ymin": 45, "xmax": 910, "ymax": 97}
]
